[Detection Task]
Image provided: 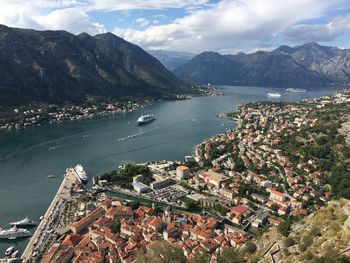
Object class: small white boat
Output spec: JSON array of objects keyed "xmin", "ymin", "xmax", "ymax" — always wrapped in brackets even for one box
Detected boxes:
[
  {"xmin": 11, "ymin": 250, "xmax": 19, "ymax": 258},
  {"xmin": 5, "ymin": 246, "xmax": 14, "ymax": 256},
  {"xmin": 47, "ymin": 174, "xmax": 55, "ymax": 179}
]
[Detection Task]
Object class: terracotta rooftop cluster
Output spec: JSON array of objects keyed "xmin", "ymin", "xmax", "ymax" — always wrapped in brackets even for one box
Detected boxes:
[{"xmin": 43, "ymin": 201, "xmax": 248, "ymax": 263}]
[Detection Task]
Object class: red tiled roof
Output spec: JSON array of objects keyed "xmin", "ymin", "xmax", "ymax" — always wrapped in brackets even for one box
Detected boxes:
[
  {"xmin": 62, "ymin": 234, "xmax": 81, "ymax": 247},
  {"xmin": 71, "ymin": 207, "xmax": 105, "ymax": 229},
  {"xmin": 177, "ymin": 166, "xmax": 190, "ymax": 171},
  {"xmin": 271, "ymin": 189, "xmax": 285, "ymax": 197},
  {"xmin": 230, "ymin": 205, "xmax": 249, "ymax": 215},
  {"xmin": 106, "ymin": 206, "xmax": 133, "ymax": 218}
]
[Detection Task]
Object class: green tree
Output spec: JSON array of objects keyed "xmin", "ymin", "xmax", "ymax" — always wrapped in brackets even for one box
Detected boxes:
[
  {"xmin": 283, "ymin": 237, "xmax": 295, "ymax": 247},
  {"xmin": 234, "ymin": 158, "xmax": 246, "ymax": 173},
  {"xmin": 277, "ymin": 220, "xmax": 292, "ymax": 237},
  {"xmin": 184, "ymin": 198, "xmax": 199, "ymax": 210},
  {"xmin": 111, "ymin": 219, "xmax": 121, "ymax": 233},
  {"xmin": 244, "ymin": 241, "xmax": 257, "ymax": 254},
  {"xmin": 271, "ymin": 203, "xmax": 279, "ymax": 212},
  {"xmin": 130, "ymin": 201, "xmax": 141, "ymax": 210}
]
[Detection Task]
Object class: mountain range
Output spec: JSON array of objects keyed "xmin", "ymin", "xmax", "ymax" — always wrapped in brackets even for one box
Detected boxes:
[
  {"xmin": 0, "ymin": 25, "xmax": 189, "ymax": 107},
  {"xmin": 147, "ymin": 50, "xmax": 195, "ymax": 71},
  {"xmin": 174, "ymin": 43, "xmax": 350, "ymax": 87}
]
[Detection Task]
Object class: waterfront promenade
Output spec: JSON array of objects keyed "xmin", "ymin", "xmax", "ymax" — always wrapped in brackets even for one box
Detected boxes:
[{"xmin": 21, "ymin": 168, "xmax": 77, "ymax": 262}]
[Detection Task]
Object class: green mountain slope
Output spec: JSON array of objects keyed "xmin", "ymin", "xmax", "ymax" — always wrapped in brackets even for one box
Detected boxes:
[
  {"xmin": 174, "ymin": 43, "xmax": 350, "ymax": 88},
  {"xmin": 0, "ymin": 25, "xmax": 189, "ymax": 106}
]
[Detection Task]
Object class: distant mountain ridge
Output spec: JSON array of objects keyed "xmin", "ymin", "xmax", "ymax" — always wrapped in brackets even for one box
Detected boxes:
[
  {"xmin": 0, "ymin": 25, "xmax": 189, "ymax": 106},
  {"xmin": 174, "ymin": 43, "xmax": 350, "ymax": 87},
  {"xmin": 148, "ymin": 50, "xmax": 195, "ymax": 71}
]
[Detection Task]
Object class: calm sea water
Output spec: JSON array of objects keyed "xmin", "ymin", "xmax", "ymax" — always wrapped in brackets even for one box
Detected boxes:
[{"xmin": 0, "ymin": 85, "xmax": 340, "ymax": 254}]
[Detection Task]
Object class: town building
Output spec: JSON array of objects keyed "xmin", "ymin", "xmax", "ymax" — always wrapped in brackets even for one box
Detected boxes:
[
  {"xmin": 70, "ymin": 207, "xmax": 106, "ymax": 234},
  {"xmin": 176, "ymin": 166, "xmax": 191, "ymax": 180}
]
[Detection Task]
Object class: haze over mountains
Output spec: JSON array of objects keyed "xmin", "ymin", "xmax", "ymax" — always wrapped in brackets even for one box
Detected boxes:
[
  {"xmin": 147, "ymin": 50, "xmax": 195, "ymax": 71},
  {"xmin": 174, "ymin": 43, "xmax": 350, "ymax": 87},
  {"xmin": 0, "ymin": 23, "xmax": 349, "ymax": 108},
  {"xmin": 0, "ymin": 25, "xmax": 188, "ymax": 106}
]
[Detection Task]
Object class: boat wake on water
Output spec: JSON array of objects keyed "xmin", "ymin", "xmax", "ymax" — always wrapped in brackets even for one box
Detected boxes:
[{"xmin": 117, "ymin": 128, "xmax": 156, "ymax": 141}]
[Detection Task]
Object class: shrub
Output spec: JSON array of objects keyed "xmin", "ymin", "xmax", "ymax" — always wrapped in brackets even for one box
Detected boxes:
[
  {"xmin": 277, "ymin": 220, "xmax": 292, "ymax": 237},
  {"xmin": 244, "ymin": 241, "xmax": 257, "ymax": 254},
  {"xmin": 283, "ymin": 237, "xmax": 295, "ymax": 247}
]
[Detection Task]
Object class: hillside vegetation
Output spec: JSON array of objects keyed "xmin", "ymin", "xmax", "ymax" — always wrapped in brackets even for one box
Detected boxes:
[
  {"xmin": 0, "ymin": 25, "xmax": 190, "ymax": 106},
  {"xmin": 251, "ymin": 200, "xmax": 350, "ymax": 263}
]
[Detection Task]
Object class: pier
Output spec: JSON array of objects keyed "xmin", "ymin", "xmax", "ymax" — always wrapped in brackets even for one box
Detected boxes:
[{"xmin": 21, "ymin": 168, "xmax": 77, "ymax": 262}]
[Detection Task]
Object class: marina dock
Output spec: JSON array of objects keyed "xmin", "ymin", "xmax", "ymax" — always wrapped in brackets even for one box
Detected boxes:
[{"xmin": 21, "ymin": 168, "xmax": 77, "ymax": 262}]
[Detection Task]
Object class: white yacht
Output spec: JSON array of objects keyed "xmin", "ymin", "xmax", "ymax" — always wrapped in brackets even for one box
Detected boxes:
[
  {"xmin": 10, "ymin": 216, "xmax": 37, "ymax": 227},
  {"xmin": 137, "ymin": 113, "xmax": 155, "ymax": 125},
  {"xmin": 0, "ymin": 226, "xmax": 32, "ymax": 239},
  {"xmin": 74, "ymin": 164, "xmax": 88, "ymax": 184}
]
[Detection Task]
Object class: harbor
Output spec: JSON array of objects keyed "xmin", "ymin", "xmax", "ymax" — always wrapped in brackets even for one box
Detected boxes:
[
  {"xmin": 0, "ymin": 85, "xmax": 340, "ymax": 256},
  {"xmin": 21, "ymin": 168, "xmax": 77, "ymax": 262}
]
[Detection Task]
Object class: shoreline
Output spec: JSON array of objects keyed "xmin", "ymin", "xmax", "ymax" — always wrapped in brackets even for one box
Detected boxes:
[
  {"xmin": 19, "ymin": 89, "xmax": 350, "ymax": 261},
  {"xmin": 0, "ymin": 100, "xmax": 153, "ymax": 132},
  {"xmin": 0, "ymin": 87, "xmax": 221, "ymax": 132},
  {"xmin": 21, "ymin": 168, "xmax": 77, "ymax": 262}
]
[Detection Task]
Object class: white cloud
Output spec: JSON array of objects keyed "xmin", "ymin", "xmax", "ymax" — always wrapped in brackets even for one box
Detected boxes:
[
  {"xmin": 0, "ymin": 0, "xmax": 102, "ymax": 34},
  {"xmin": 113, "ymin": 0, "xmax": 347, "ymax": 53},
  {"xmin": 0, "ymin": 0, "xmax": 349, "ymax": 52},
  {"xmin": 136, "ymin": 18, "xmax": 150, "ymax": 27},
  {"xmin": 285, "ymin": 14, "xmax": 350, "ymax": 42},
  {"xmin": 37, "ymin": 8, "xmax": 106, "ymax": 34},
  {"xmin": 87, "ymin": 0, "xmax": 209, "ymax": 11},
  {"xmin": 0, "ymin": 0, "xmax": 208, "ymax": 35}
]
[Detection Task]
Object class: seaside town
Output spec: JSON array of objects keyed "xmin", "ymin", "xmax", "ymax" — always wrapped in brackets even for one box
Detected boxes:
[
  {"xmin": 0, "ymin": 86, "xmax": 220, "ymax": 131},
  {"xmin": 1, "ymin": 90, "xmax": 349, "ymax": 263},
  {"xmin": 0, "ymin": 99, "xmax": 152, "ymax": 131}
]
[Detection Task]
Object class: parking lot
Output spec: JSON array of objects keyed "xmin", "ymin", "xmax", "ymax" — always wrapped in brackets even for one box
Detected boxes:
[{"xmin": 146, "ymin": 185, "xmax": 189, "ymax": 203}]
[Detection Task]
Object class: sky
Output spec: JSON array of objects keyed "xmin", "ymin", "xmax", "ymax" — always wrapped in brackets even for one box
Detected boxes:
[{"xmin": 1, "ymin": 0, "xmax": 350, "ymax": 54}]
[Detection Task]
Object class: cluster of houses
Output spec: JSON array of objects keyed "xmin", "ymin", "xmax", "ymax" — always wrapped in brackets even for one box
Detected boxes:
[
  {"xmin": 0, "ymin": 101, "xmax": 150, "ymax": 130},
  {"xmin": 189, "ymin": 93, "xmax": 350, "ymax": 222},
  {"xmin": 42, "ymin": 198, "xmax": 249, "ymax": 263}
]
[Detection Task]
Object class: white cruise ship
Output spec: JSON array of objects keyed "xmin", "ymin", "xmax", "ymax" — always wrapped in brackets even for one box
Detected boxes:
[
  {"xmin": 286, "ymin": 88, "xmax": 306, "ymax": 93},
  {"xmin": 137, "ymin": 113, "xmax": 155, "ymax": 125},
  {"xmin": 267, "ymin": 92, "xmax": 282, "ymax": 98},
  {"xmin": 0, "ymin": 226, "xmax": 32, "ymax": 239},
  {"xmin": 74, "ymin": 164, "xmax": 88, "ymax": 184}
]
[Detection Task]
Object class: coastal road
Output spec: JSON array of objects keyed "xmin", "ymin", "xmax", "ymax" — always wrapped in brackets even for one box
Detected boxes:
[{"xmin": 21, "ymin": 168, "xmax": 77, "ymax": 262}]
